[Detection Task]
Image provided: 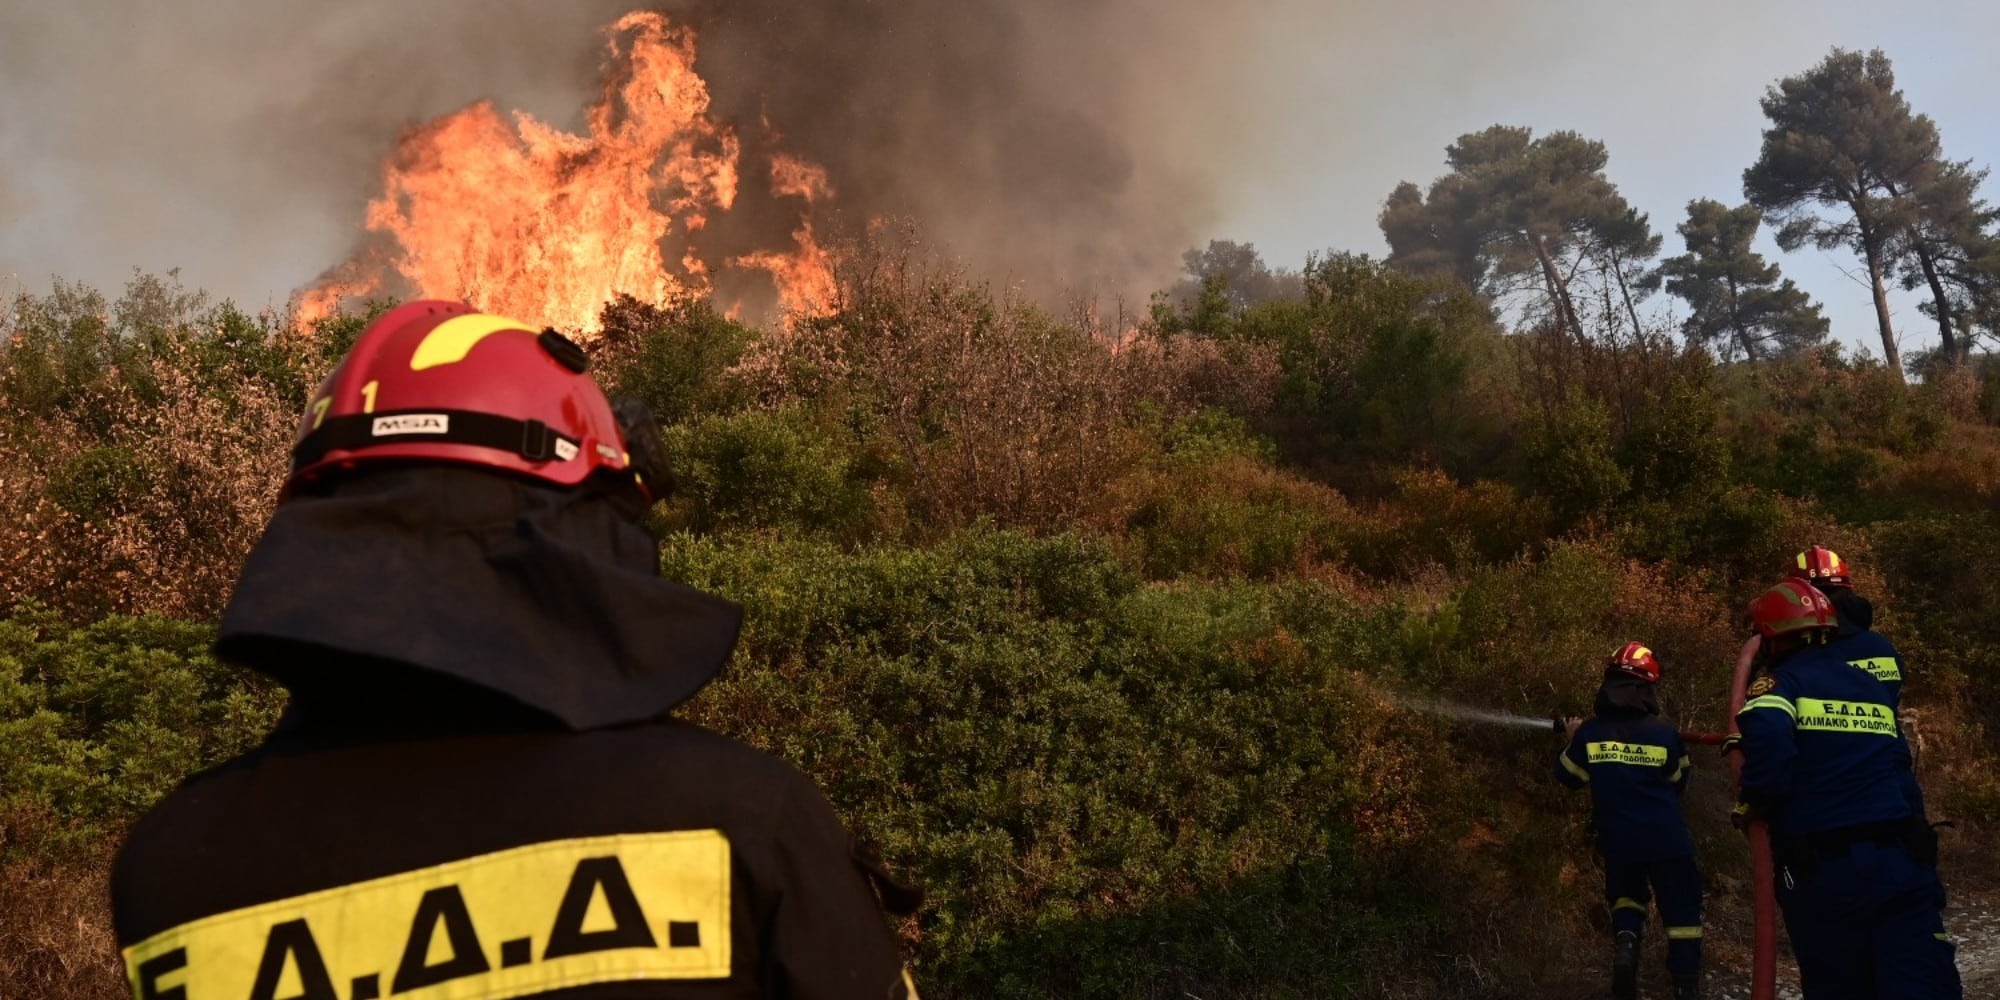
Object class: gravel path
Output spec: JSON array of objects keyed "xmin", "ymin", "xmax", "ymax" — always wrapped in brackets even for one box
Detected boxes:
[{"xmin": 1703, "ymin": 893, "xmax": 2000, "ymax": 999}]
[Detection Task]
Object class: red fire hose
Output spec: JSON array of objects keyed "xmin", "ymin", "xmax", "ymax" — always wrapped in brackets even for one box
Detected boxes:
[{"xmin": 1727, "ymin": 634, "xmax": 1778, "ymax": 1000}]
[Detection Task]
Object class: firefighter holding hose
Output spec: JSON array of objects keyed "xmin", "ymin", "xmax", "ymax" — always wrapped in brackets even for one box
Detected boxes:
[
  {"xmin": 1556, "ymin": 642, "xmax": 1704, "ymax": 1000},
  {"xmin": 1733, "ymin": 578, "xmax": 1959, "ymax": 998}
]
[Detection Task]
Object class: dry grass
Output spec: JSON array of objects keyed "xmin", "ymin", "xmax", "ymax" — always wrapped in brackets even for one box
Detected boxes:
[{"xmin": 0, "ymin": 836, "xmax": 123, "ymax": 1000}]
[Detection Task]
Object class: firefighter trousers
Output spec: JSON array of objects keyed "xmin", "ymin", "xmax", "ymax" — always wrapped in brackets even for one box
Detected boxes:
[
  {"xmin": 1775, "ymin": 840, "xmax": 1960, "ymax": 999},
  {"xmin": 1604, "ymin": 854, "xmax": 1702, "ymax": 977}
]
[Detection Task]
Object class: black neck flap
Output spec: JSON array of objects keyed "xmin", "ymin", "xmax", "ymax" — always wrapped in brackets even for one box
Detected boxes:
[{"xmin": 218, "ymin": 467, "xmax": 742, "ymax": 731}]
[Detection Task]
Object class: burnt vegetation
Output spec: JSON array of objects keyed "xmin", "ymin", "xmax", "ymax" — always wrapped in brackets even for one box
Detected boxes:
[{"xmin": 8, "ymin": 46, "xmax": 2000, "ymax": 1000}]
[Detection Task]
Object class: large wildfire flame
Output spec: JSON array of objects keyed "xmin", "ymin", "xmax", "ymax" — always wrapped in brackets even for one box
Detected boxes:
[{"xmin": 296, "ymin": 11, "xmax": 836, "ymax": 332}]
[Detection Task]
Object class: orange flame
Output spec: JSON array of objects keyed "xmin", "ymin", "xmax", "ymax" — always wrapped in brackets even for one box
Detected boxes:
[
  {"xmin": 735, "ymin": 153, "xmax": 838, "ymax": 317},
  {"xmin": 296, "ymin": 11, "xmax": 834, "ymax": 332}
]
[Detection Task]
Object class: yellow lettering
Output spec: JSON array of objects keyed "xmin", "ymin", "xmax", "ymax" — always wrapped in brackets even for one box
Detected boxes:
[
  {"xmin": 1585, "ymin": 742, "xmax": 1669, "ymax": 767},
  {"xmin": 123, "ymin": 832, "xmax": 732, "ymax": 1000},
  {"xmin": 1797, "ymin": 698, "xmax": 1898, "ymax": 736},
  {"xmin": 1850, "ymin": 657, "xmax": 1901, "ymax": 683}
]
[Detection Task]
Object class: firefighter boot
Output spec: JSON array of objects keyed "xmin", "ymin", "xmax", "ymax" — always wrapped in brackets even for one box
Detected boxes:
[
  {"xmin": 1672, "ymin": 971, "xmax": 1701, "ymax": 1000},
  {"xmin": 1610, "ymin": 931, "xmax": 1640, "ymax": 1000}
]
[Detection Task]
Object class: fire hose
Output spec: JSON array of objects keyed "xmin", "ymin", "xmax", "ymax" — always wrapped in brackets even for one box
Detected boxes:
[{"xmin": 1728, "ymin": 634, "xmax": 1778, "ymax": 1000}]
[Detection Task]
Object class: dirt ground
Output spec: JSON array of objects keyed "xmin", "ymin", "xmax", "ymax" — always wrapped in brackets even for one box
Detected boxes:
[
  {"xmin": 1703, "ymin": 890, "xmax": 2000, "ymax": 999},
  {"xmin": 1539, "ymin": 828, "xmax": 2000, "ymax": 1000}
]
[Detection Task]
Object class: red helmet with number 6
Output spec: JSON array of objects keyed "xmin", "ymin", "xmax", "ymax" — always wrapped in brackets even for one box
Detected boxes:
[
  {"xmin": 1789, "ymin": 545, "xmax": 1852, "ymax": 589},
  {"xmin": 1746, "ymin": 578, "xmax": 1837, "ymax": 639},
  {"xmin": 286, "ymin": 301, "xmax": 671, "ymax": 504},
  {"xmin": 1605, "ymin": 641, "xmax": 1662, "ymax": 684}
]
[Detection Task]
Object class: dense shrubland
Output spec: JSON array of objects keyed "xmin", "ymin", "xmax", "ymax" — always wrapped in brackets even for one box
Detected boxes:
[{"xmin": 6, "ymin": 245, "xmax": 2000, "ymax": 998}]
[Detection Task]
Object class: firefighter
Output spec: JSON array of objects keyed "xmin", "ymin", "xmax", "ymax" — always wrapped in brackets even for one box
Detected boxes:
[
  {"xmin": 1734, "ymin": 578, "xmax": 1959, "ymax": 999},
  {"xmin": 1556, "ymin": 642, "xmax": 1703, "ymax": 1000},
  {"xmin": 1788, "ymin": 544, "xmax": 1928, "ymax": 823},
  {"xmin": 1790, "ymin": 545, "xmax": 1903, "ymax": 706},
  {"xmin": 110, "ymin": 303, "xmax": 920, "ymax": 999}
]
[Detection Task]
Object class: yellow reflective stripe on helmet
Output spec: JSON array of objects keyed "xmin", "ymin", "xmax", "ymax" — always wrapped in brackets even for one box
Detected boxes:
[
  {"xmin": 1666, "ymin": 926, "xmax": 1703, "ymax": 940},
  {"xmin": 1560, "ymin": 752, "xmax": 1591, "ymax": 783},
  {"xmin": 410, "ymin": 313, "xmax": 533, "ymax": 371},
  {"xmin": 1849, "ymin": 656, "xmax": 1901, "ymax": 683},
  {"xmin": 1613, "ymin": 897, "xmax": 1647, "ymax": 913},
  {"xmin": 1586, "ymin": 742, "xmax": 1668, "ymax": 767},
  {"xmin": 122, "ymin": 830, "xmax": 731, "ymax": 1000},
  {"xmin": 1742, "ymin": 694, "xmax": 1796, "ymax": 719},
  {"xmin": 1796, "ymin": 698, "xmax": 1897, "ymax": 736}
]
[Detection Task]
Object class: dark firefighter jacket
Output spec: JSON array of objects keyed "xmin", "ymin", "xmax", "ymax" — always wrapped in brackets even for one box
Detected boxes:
[
  {"xmin": 1555, "ymin": 675, "xmax": 1694, "ymax": 863},
  {"xmin": 1832, "ymin": 604, "xmax": 1920, "ymax": 816},
  {"xmin": 111, "ymin": 468, "xmax": 918, "ymax": 1000},
  {"xmin": 1735, "ymin": 640, "xmax": 1913, "ymax": 848},
  {"xmin": 1827, "ymin": 588, "xmax": 1902, "ymax": 707}
]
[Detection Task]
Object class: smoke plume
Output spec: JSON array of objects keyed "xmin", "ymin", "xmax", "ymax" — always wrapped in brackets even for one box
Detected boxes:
[{"xmin": 0, "ymin": 1, "xmax": 1259, "ymax": 317}]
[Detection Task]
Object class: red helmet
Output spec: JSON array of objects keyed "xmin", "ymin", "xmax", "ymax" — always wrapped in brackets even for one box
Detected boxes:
[
  {"xmin": 287, "ymin": 301, "xmax": 669, "ymax": 503},
  {"xmin": 1605, "ymin": 641, "xmax": 1661, "ymax": 684},
  {"xmin": 1790, "ymin": 545, "xmax": 1852, "ymax": 589},
  {"xmin": 1746, "ymin": 578, "xmax": 1837, "ymax": 639}
]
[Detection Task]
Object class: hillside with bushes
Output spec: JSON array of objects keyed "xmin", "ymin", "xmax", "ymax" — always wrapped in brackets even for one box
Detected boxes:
[{"xmin": 6, "ymin": 238, "xmax": 2000, "ymax": 996}]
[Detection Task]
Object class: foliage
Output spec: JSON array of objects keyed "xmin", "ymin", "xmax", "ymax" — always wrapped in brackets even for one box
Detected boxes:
[
  {"xmin": 8, "ymin": 250, "xmax": 2000, "ymax": 998},
  {"xmin": 1380, "ymin": 126, "xmax": 1662, "ymax": 345},
  {"xmin": 1744, "ymin": 48, "xmax": 1981, "ymax": 371},
  {"xmin": 661, "ymin": 529, "xmax": 1475, "ymax": 996},
  {"xmin": 0, "ymin": 605, "xmax": 284, "ymax": 858},
  {"xmin": 0, "ymin": 274, "xmax": 318, "ymax": 619},
  {"xmin": 1655, "ymin": 199, "xmax": 1829, "ymax": 361}
]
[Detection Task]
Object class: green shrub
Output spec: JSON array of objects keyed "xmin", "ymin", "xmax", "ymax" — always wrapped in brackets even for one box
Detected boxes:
[
  {"xmin": 0, "ymin": 604, "xmax": 283, "ymax": 861},
  {"xmin": 663, "ymin": 529, "xmax": 1478, "ymax": 996},
  {"xmin": 656, "ymin": 405, "xmax": 877, "ymax": 539}
]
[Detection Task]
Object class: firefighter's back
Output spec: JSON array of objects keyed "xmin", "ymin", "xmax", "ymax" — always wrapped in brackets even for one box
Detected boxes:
[{"xmin": 114, "ymin": 718, "xmax": 912, "ymax": 1000}]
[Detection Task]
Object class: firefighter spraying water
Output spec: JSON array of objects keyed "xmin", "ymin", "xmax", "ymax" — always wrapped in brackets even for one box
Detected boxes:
[{"xmin": 1555, "ymin": 643, "xmax": 1706, "ymax": 1000}]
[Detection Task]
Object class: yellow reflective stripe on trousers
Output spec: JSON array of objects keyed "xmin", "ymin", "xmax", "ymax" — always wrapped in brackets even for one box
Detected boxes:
[
  {"xmin": 1585, "ymin": 742, "xmax": 1668, "ymax": 767},
  {"xmin": 1560, "ymin": 752, "xmax": 1591, "ymax": 782},
  {"xmin": 1613, "ymin": 897, "xmax": 1646, "ymax": 913},
  {"xmin": 1741, "ymin": 694, "xmax": 1796, "ymax": 719},
  {"xmin": 1796, "ymin": 698, "xmax": 1898, "ymax": 736},
  {"xmin": 123, "ymin": 830, "xmax": 732, "ymax": 1000},
  {"xmin": 1665, "ymin": 926, "xmax": 1703, "ymax": 940},
  {"xmin": 1849, "ymin": 656, "xmax": 1901, "ymax": 683}
]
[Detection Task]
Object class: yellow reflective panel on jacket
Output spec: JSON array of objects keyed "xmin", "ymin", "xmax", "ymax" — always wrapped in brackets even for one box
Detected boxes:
[
  {"xmin": 1586, "ymin": 741, "xmax": 1668, "ymax": 767},
  {"xmin": 1795, "ymin": 698, "xmax": 1898, "ymax": 737},
  {"xmin": 1849, "ymin": 656, "xmax": 1901, "ymax": 683},
  {"xmin": 122, "ymin": 831, "xmax": 731, "ymax": 1000}
]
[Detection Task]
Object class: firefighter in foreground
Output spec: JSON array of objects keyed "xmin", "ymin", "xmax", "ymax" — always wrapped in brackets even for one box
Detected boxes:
[
  {"xmin": 1734, "ymin": 579, "xmax": 1959, "ymax": 999},
  {"xmin": 1556, "ymin": 642, "xmax": 1703, "ymax": 1000},
  {"xmin": 111, "ymin": 302, "xmax": 920, "ymax": 999}
]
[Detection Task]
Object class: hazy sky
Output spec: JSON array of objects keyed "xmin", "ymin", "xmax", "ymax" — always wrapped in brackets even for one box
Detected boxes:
[{"xmin": 2, "ymin": 0, "xmax": 1993, "ymax": 360}]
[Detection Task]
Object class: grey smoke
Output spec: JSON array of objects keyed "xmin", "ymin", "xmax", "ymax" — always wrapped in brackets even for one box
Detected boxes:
[{"xmin": 0, "ymin": 0, "xmax": 1260, "ymax": 316}]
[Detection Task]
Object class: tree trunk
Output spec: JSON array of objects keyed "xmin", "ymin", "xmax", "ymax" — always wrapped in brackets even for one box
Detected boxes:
[
  {"xmin": 1725, "ymin": 273, "xmax": 1762, "ymax": 362},
  {"xmin": 1861, "ymin": 237, "xmax": 1904, "ymax": 378},
  {"xmin": 1529, "ymin": 232, "xmax": 1585, "ymax": 345},
  {"xmin": 1609, "ymin": 247, "xmax": 1647, "ymax": 345},
  {"xmin": 1881, "ymin": 179, "xmax": 1962, "ymax": 367},
  {"xmin": 1913, "ymin": 245, "xmax": 1963, "ymax": 365}
]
